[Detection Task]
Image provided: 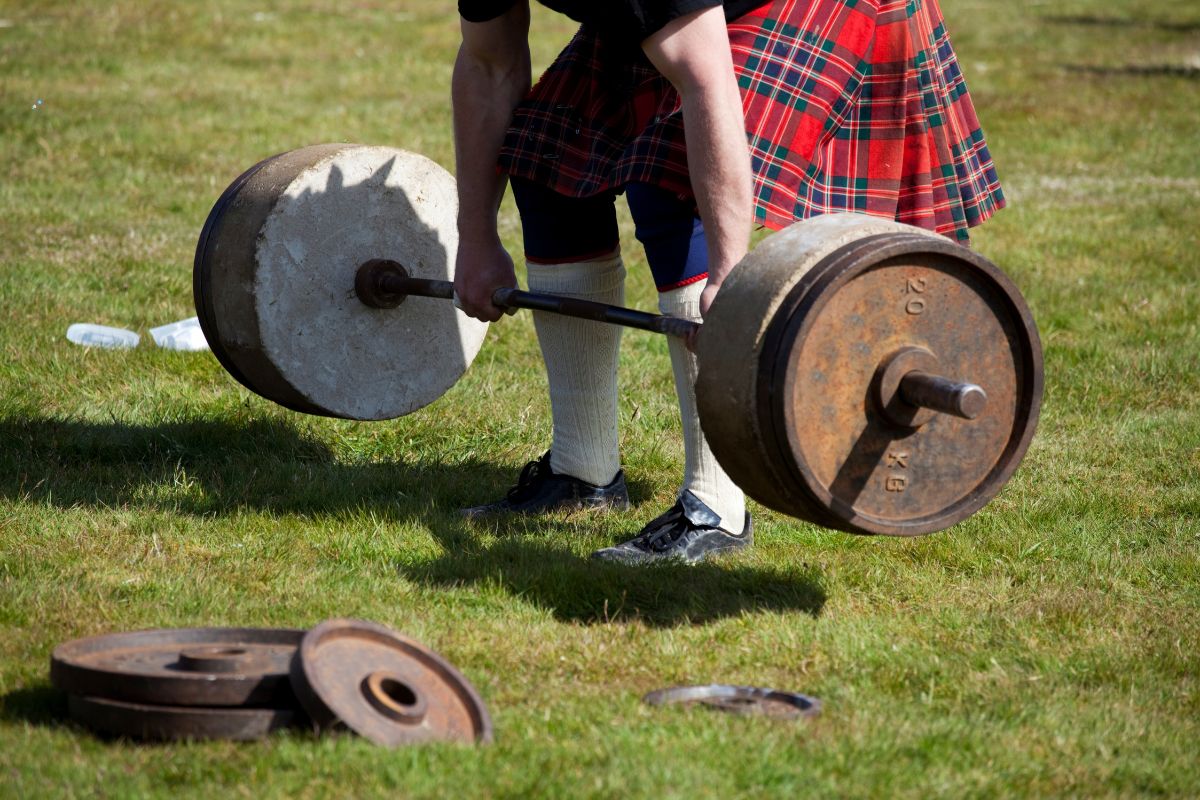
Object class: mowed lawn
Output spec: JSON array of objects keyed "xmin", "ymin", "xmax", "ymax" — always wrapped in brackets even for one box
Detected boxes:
[{"xmin": 1, "ymin": 0, "xmax": 1197, "ymax": 797}]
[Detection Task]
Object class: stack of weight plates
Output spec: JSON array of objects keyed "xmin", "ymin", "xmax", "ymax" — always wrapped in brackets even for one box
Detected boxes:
[{"xmin": 50, "ymin": 619, "xmax": 492, "ymax": 745}]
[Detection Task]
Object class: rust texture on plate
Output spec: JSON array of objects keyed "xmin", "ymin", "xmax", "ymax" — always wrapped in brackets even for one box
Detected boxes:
[
  {"xmin": 67, "ymin": 695, "xmax": 302, "ymax": 742},
  {"xmin": 50, "ymin": 627, "xmax": 304, "ymax": 707},
  {"xmin": 762, "ymin": 233, "xmax": 1043, "ymax": 535},
  {"xmin": 643, "ymin": 685, "xmax": 821, "ymax": 720},
  {"xmin": 695, "ymin": 215, "xmax": 945, "ymax": 523},
  {"xmin": 290, "ymin": 618, "xmax": 493, "ymax": 746}
]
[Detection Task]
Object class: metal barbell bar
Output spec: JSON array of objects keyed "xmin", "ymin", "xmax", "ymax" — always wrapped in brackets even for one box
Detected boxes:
[{"xmin": 354, "ymin": 258, "xmax": 988, "ymax": 425}]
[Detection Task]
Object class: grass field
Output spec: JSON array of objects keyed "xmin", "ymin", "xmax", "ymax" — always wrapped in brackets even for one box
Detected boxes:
[{"xmin": 1, "ymin": 0, "xmax": 1198, "ymax": 797}]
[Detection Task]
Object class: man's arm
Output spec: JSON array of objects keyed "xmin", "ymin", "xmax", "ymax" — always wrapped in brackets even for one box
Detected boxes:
[
  {"xmin": 641, "ymin": 6, "xmax": 752, "ymax": 315},
  {"xmin": 452, "ymin": 3, "xmax": 531, "ymax": 322}
]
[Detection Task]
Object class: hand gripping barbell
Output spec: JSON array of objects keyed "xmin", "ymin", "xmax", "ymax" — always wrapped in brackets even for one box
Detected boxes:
[{"xmin": 193, "ymin": 144, "xmax": 1043, "ymax": 536}]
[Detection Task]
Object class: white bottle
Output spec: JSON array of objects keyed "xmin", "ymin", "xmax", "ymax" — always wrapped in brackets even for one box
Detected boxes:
[{"xmin": 66, "ymin": 323, "xmax": 140, "ymax": 349}]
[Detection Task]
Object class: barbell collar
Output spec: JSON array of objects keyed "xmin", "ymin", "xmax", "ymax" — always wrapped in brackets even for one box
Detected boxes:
[{"xmin": 898, "ymin": 371, "xmax": 988, "ymax": 420}]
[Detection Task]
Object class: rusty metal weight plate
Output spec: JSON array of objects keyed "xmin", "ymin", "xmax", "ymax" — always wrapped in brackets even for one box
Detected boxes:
[
  {"xmin": 290, "ymin": 619, "xmax": 492, "ymax": 746},
  {"xmin": 698, "ymin": 215, "xmax": 1042, "ymax": 535},
  {"xmin": 50, "ymin": 627, "xmax": 304, "ymax": 707},
  {"xmin": 768, "ymin": 234, "xmax": 1042, "ymax": 534},
  {"xmin": 66, "ymin": 695, "xmax": 302, "ymax": 742}
]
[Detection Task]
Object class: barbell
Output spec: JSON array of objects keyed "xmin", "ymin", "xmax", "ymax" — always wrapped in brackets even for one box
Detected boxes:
[{"xmin": 193, "ymin": 144, "xmax": 1043, "ymax": 536}]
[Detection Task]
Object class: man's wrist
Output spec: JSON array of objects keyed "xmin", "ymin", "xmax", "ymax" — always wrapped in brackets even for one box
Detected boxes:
[{"xmin": 457, "ymin": 219, "xmax": 502, "ymax": 247}]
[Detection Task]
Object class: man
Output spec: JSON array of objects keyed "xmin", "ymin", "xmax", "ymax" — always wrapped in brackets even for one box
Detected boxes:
[{"xmin": 451, "ymin": 0, "xmax": 1004, "ymax": 564}]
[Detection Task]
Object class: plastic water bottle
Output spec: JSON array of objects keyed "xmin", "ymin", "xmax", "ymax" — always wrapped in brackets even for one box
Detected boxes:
[{"xmin": 66, "ymin": 323, "xmax": 139, "ymax": 349}]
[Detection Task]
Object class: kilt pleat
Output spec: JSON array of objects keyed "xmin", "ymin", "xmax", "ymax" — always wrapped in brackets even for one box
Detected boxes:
[{"xmin": 498, "ymin": 0, "xmax": 1004, "ymax": 241}]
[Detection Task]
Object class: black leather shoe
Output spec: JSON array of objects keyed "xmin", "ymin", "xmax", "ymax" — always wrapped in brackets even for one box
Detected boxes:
[
  {"xmin": 461, "ymin": 451, "xmax": 630, "ymax": 518},
  {"xmin": 590, "ymin": 490, "xmax": 752, "ymax": 565}
]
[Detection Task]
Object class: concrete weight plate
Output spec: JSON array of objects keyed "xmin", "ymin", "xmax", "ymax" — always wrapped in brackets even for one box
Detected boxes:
[
  {"xmin": 194, "ymin": 144, "xmax": 488, "ymax": 420},
  {"xmin": 290, "ymin": 619, "xmax": 492, "ymax": 746},
  {"xmin": 50, "ymin": 627, "xmax": 304, "ymax": 707}
]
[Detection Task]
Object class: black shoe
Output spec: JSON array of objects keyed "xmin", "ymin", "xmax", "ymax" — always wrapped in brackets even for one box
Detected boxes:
[
  {"xmin": 461, "ymin": 451, "xmax": 630, "ymax": 518},
  {"xmin": 590, "ymin": 490, "xmax": 752, "ymax": 565}
]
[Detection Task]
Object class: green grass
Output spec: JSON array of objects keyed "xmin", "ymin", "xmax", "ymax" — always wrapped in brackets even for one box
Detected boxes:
[{"xmin": 1, "ymin": 0, "xmax": 1198, "ymax": 797}]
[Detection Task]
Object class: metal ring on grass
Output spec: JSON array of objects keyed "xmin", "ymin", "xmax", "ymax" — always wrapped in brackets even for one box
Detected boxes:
[{"xmin": 643, "ymin": 684, "xmax": 821, "ymax": 720}]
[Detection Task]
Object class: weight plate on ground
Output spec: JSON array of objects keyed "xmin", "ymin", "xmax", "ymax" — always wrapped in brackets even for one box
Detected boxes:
[
  {"xmin": 194, "ymin": 144, "xmax": 488, "ymax": 420},
  {"xmin": 51, "ymin": 627, "xmax": 304, "ymax": 707},
  {"xmin": 67, "ymin": 695, "xmax": 301, "ymax": 742},
  {"xmin": 290, "ymin": 619, "xmax": 492, "ymax": 746},
  {"xmin": 643, "ymin": 685, "xmax": 821, "ymax": 720}
]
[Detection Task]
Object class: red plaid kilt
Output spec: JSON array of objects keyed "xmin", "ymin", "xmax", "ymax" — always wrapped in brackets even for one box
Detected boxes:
[{"xmin": 498, "ymin": 0, "xmax": 1005, "ymax": 241}]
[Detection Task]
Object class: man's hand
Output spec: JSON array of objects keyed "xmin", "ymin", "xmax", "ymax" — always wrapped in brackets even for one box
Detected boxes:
[
  {"xmin": 699, "ymin": 280, "xmax": 722, "ymax": 318},
  {"xmin": 678, "ymin": 280, "xmax": 721, "ymax": 352},
  {"xmin": 453, "ymin": 236, "xmax": 517, "ymax": 322}
]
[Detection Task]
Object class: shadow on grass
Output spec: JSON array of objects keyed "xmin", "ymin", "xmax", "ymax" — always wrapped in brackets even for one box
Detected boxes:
[
  {"xmin": 400, "ymin": 522, "xmax": 827, "ymax": 627},
  {"xmin": 0, "ymin": 415, "xmax": 526, "ymax": 519},
  {"xmin": 0, "ymin": 686, "xmax": 69, "ymax": 729},
  {"xmin": 3, "ymin": 415, "xmax": 827, "ymax": 626}
]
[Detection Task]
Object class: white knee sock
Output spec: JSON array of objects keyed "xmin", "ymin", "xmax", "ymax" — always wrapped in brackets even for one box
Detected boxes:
[
  {"xmin": 659, "ymin": 282, "xmax": 746, "ymax": 530},
  {"xmin": 527, "ymin": 252, "xmax": 625, "ymax": 487}
]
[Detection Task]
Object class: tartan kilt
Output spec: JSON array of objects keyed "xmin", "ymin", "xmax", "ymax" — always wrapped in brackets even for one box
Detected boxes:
[{"xmin": 497, "ymin": 0, "xmax": 1005, "ymax": 241}]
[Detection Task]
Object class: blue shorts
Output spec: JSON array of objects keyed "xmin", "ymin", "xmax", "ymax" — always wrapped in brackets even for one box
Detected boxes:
[{"xmin": 510, "ymin": 177, "xmax": 708, "ymax": 292}]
